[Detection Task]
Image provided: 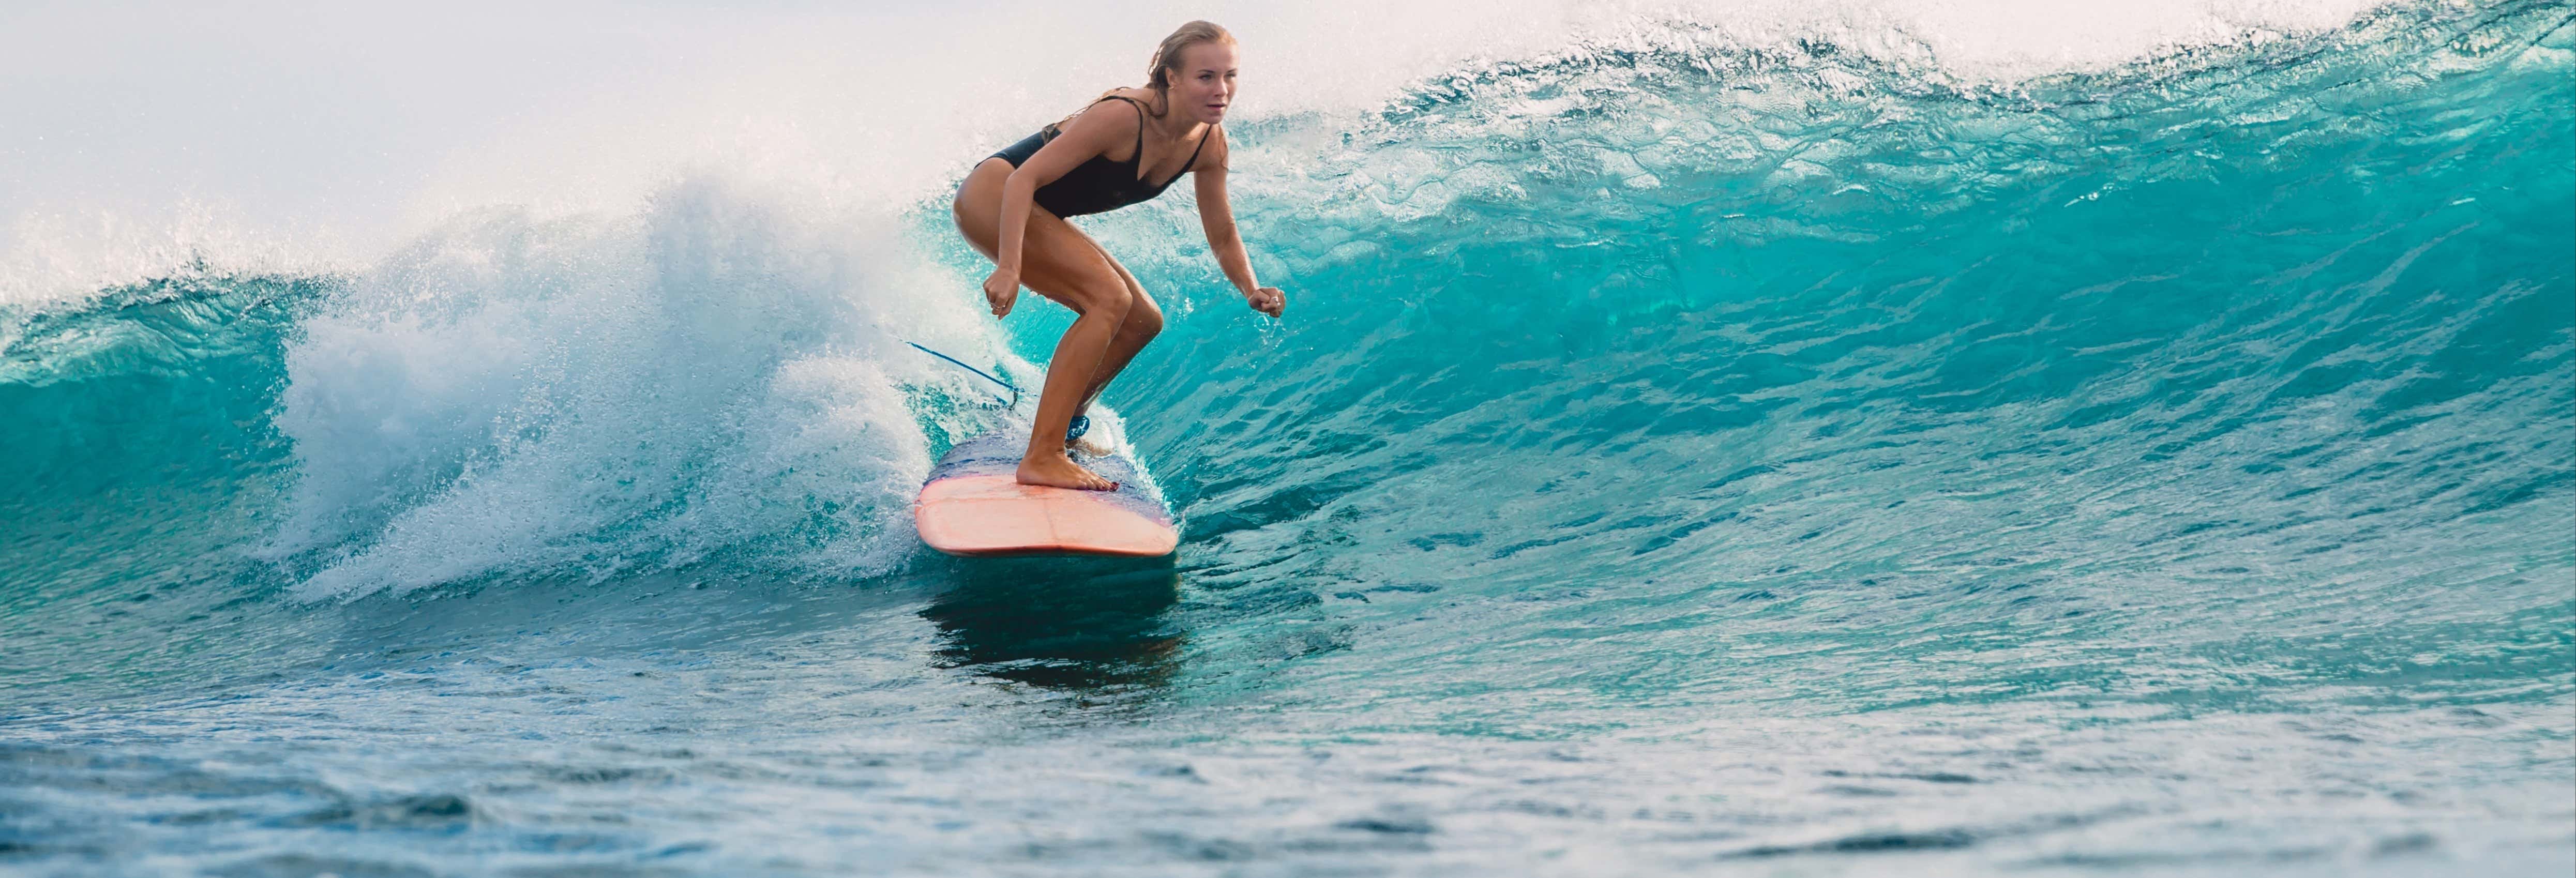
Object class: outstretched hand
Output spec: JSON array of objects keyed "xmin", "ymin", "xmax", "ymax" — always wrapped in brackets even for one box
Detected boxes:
[
  {"xmin": 983, "ymin": 268, "xmax": 1021, "ymax": 317},
  {"xmin": 1245, "ymin": 286, "xmax": 1286, "ymax": 318}
]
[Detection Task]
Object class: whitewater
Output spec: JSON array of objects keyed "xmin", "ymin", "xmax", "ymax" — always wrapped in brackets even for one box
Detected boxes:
[{"xmin": 2, "ymin": 1, "xmax": 2569, "ymax": 874}]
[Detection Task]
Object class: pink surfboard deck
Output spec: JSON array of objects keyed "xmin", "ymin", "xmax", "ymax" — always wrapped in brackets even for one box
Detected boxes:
[{"xmin": 914, "ymin": 431, "xmax": 1178, "ymax": 558}]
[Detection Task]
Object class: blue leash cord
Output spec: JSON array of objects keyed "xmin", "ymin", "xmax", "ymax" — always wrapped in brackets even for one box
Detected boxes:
[
  {"xmin": 906, "ymin": 341, "xmax": 1020, "ymax": 407},
  {"xmin": 903, "ymin": 341, "xmax": 1087, "ymax": 441}
]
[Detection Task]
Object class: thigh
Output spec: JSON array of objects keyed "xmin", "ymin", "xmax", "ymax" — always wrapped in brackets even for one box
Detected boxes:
[
  {"xmin": 951, "ymin": 159, "xmax": 1014, "ymax": 258},
  {"xmin": 1083, "ymin": 236, "xmax": 1161, "ymax": 327},
  {"xmin": 953, "ymin": 162, "xmax": 1128, "ymax": 314}
]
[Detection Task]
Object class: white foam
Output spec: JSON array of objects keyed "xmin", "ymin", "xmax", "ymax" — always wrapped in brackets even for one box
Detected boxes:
[
  {"xmin": 0, "ymin": 202, "xmax": 350, "ymax": 310},
  {"xmin": 270, "ymin": 172, "xmax": 999, "ymax": 600}
]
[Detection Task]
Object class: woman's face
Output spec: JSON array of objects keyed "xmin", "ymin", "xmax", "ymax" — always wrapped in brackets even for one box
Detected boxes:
[{"xmin": 1167, "ymin": 41, "xmax": 1239, "ymax": 126}]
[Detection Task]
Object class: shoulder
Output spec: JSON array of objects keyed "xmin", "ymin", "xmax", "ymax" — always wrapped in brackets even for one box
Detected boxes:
[
  {"xmin": 1061, "ymin": 95, "xmax": 1147, "ymax": 141},
  {"xmin": 1203, "ymin": 124, "xmax": 1232, "ymax": 171}
]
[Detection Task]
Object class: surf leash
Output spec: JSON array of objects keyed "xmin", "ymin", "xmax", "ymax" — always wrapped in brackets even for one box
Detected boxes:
[{"xmin": 905, "ymin": 341, "xmax": 1021, "ymax": 408}]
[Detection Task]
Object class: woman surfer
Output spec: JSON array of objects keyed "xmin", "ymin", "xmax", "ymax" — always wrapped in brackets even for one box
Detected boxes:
[{"xmin": 952, "ymin": 20, "xmax": 1287, "ymax": 491}]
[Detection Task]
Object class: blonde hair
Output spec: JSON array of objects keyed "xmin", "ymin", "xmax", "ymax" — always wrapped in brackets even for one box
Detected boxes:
[
  {"xmin": 1053, "ymin": 21, "xmax": 1236, "ymax": 132},
  {"xmin": 1139, "ymin": 20, "xmax": 1235, "ymax": 114}
]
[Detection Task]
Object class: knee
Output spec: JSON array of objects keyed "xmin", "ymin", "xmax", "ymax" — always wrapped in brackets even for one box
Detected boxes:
[
  {"xmin": 1077, "ymin": 283, "xmax": 1134, "ymax": 322},
  {"xmin": 1129, "ymin": 296, "xmax": 1165, "ymax": 340}
]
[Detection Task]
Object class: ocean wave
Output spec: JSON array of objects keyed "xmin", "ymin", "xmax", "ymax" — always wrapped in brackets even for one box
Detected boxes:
[
  {"xmin": 1052, "ymin": 0, "xmax": 2572, "ymax": 687},
  {"xmin": 2, "ymin": 176, "xmax": 1029, "ymax": 604},
  {"xmin": 2, "ymin": 0, "xmax": 2567, "ymax": 624},
  {"xmin": 1, "ymin": 5, "xmax": 2569, "ymax": 871}
]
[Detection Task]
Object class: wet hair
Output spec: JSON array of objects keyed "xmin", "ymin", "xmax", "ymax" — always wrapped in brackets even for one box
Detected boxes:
[
  {"xmin": 1138, "ymin": 20, "xmax": 1235, "ymax": 115},
  {"xmin": 1052, "ymin": 21, "xmax": 1234, "ymax": 132}
]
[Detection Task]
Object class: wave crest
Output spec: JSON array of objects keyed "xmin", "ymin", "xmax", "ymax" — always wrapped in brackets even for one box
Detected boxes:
[{"xmin": 263, "ymin": 176, "xmax": 998, "ymax": 600}]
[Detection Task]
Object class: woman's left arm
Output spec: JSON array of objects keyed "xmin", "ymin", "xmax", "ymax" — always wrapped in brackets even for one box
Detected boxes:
[{"xmin": 1194, "ymin": 128, "xmax": 1285, "ymax": 317}]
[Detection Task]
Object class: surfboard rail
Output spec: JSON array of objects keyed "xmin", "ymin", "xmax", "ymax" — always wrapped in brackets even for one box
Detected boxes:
[{"xmin": 913, "ymin": 431, "xmax": 1177, "ymax": 558}]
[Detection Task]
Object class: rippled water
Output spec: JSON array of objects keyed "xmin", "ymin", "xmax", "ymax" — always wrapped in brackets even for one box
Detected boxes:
[{"xmin": 4, "ymin": 1, "xmax": 2571, "ymax": 874}]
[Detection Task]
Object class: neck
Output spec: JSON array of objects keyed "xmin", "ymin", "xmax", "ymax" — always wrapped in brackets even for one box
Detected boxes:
[{"xmin": 1141, "ymin": 89, "xmax": 1202, "ymax": 139}]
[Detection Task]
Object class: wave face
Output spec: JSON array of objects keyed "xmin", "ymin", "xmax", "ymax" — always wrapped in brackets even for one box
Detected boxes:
[
  {"xmin": 1060, "ymin": 0, "xmax": 2576, "ymax": 704},
  {"xmin": 2, "ymin": 1, "xmax": 2571, "ymax": 874}
]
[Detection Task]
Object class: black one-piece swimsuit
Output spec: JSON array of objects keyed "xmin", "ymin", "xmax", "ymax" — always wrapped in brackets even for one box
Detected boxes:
[{"xmin": 990, "ymin": 96, "xmax": 1213, "ymax": 218}]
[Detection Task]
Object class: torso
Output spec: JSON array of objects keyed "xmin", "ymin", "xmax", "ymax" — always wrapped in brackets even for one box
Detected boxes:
[
  {"xmin": 1093, "ymin": 88, "xmax": 1212, "ymax": 183},
  {"xmin": 986, "ymin": 89, "xmax": 1221, "ymax": 218}
]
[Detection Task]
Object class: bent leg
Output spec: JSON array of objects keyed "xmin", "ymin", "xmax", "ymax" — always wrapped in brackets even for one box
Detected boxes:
[
  {"xmin": 952, "ymin": 162, "xmax": 1132, "ymax": 490},
  {"xmin": 1073, "ymin": 240, "xmax": 1164, "ymax": 421}
]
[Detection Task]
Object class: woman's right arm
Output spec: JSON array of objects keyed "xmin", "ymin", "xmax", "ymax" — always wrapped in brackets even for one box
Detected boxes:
[{"xmin": 984, "ymin": 103, "xmax": 1129, "ymax": 316}]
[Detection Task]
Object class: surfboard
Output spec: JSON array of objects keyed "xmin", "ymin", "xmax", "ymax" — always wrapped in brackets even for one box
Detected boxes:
[{"xmin": 913, "ymin": 429, "xmax": 1178, "ymax": 558}]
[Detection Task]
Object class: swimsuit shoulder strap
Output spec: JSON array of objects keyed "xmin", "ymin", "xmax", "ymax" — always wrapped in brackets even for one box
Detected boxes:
[
  {"xmin": 1175, "ymin": 123, "xmax": 1216, "ymax": 177},
  {"xmin": 1091, "ymin": 95, "xmax": 1149, "ymax": 164}
]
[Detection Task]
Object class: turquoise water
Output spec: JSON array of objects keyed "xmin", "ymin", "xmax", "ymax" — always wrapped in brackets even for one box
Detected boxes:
[{"xmin": 3, "ymin": 2, "xmax": 2571, "ymax": 874}]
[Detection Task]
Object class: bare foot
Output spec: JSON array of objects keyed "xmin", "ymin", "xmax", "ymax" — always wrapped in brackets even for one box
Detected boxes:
[{"xmin": 1017, "ymin": 451, "xmax": 1117, "ymax": 491}]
